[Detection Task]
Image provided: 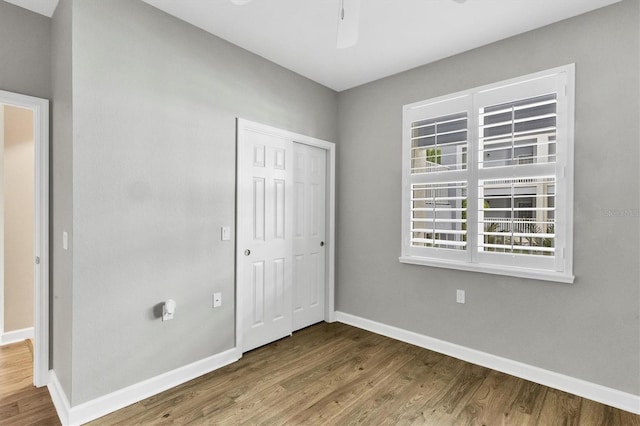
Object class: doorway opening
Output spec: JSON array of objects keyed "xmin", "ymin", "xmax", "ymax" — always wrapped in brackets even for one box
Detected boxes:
[{"xmin": 0, "ymin": 90, "xmax": 49, "ymax": 387}]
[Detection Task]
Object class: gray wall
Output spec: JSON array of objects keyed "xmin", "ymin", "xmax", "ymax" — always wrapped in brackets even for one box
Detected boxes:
[
  {"xmin": 68, "ymin": 0, "xmax": 337, "ymax": 405},
  {"xmin": 337, "ymin": 0, "xmax": 640, "ymax": 395},
  {"xmin": 5, "ymin": 0, "xmax": 637, "ymax": 407},
  {"xmin": 0, "ymin": 0, "xmax": 57, "ymax": 381},
  {"xmin": 0, "ymin": 1, "xmax": 51, "ymax": 99},
  {"xmin": 51, "ymin": 0, "xmax": 74, "ymax": 401},
  {"xmin": 0, "ymin": 0, "xmax": 51, "ymax": 339}
]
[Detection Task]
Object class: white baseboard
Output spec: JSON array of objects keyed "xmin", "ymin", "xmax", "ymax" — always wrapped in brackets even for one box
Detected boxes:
[
  {"xmin": 334, "ymin": 311, "xmax": 640, "ymax": 415},
  {"xmin": 48, "ymin": 348, "xmax": 241, "ymax": 425},
  {"xmin": 0, "ymin": 327, "xmax": 34, "ymax": 346},
  {"xmin": 48, "ymin": 371, "xmax": 71, "ymax": 426}
]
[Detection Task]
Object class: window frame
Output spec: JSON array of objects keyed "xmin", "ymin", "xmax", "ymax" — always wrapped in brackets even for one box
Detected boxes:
[{"xmin": 400, "ymin": 65, "xmax": 575, "ymax": 284}]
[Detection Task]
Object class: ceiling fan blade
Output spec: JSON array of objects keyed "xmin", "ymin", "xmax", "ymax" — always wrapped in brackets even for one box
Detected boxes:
[
  {"xmin": 452, "ymin": 0, "xmax": 467, "ymax": 3},
  {"xmin": 336, "ymin": 0, "xmax": 361, "ymax": 49},
  {"xmin": 230, "ymin": 0, "xmax": 252, "ymax": 5}
]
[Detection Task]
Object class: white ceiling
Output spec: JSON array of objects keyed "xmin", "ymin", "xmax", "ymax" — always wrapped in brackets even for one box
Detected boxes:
[
  {"xmin": 140, "ymin": 0, "xmax": 622, "ymax": 91},
  {"xmin": 6, "ymin": 0, "xmax": 622, "ymax": 91}
]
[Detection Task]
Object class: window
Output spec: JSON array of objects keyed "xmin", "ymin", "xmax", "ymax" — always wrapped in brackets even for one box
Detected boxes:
[{"xmin": 400, "ymin": 65, "xmax": 574, "ymax": 283}]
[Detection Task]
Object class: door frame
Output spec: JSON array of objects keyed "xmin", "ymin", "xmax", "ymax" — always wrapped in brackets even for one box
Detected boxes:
[
  {"xmin": 0, "ymin": 90, "xmax": 50, "ymax": 387},
  {"xmin": 235, "ymin": 118, "xmax": 335, "ymax": 355}
]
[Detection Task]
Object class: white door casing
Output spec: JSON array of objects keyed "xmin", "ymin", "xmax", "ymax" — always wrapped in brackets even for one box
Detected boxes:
[
  {"xmin": 293, "ymin": 143, "xmax": 326, "ymax": 331},
  {"xmin": 236, "ymin": 119, "xmax": 335, "ymax": 354},
  {"xmin": 0, "ymin": 90, "xmax": 49, "ymax": 387}
]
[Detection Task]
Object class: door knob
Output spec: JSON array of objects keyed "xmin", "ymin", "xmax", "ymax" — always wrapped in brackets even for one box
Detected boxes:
[
  {"xmin": 320, "ymin": 241, "xmax": 325, "ymax": 247},
  {"xmin": 244, "ymin": 249, "xmax": 251, "ymax": 256}
]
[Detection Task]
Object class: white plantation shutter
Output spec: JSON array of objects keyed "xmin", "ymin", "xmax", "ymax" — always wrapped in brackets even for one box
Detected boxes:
[
  {"xmin": 410, "ymin": 112, "xmax": 468, "ymax": 174},
  {"xmin": 479, "ymin": 94, "xmax": 557, "ymax": 168},
  {"xmin": 475, "ymin": 74, "xmax": 566, "ymax": 271},
  {"xmin": 411, "ymin": 181, "xmax": 467, "ymax": 250},
  {"xmin": 401, "ymin": 66, "xmax": 574, "ymax": 282},
  {"xmin": 478, "ymin": 177, "xmax": 556, "ymax": 270},
  {"xmin": 403, "ymin": 95, "xmax": 471, "ymax": 262}
]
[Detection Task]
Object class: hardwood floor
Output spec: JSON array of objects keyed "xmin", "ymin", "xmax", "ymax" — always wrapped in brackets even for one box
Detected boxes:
[
  {"xmin": 89, "ymin": 322, "xmax": 639, "ymax": 425},
  {"xmin": 2, "ymin": 323, "xmax": 640, "ymax": 425},
  {"xmin": 0, "ymin": 340, "xmax": 60, "ymax": 425}
]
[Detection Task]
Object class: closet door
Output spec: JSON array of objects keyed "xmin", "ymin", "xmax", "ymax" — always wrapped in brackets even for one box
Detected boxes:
[
  {"xmin": 292, "ymin": 143, "xmax": 326, "ymax": 331},
  {"xmin": 237, "ymin": 128, "xmax": 293, "ymax": 352}
]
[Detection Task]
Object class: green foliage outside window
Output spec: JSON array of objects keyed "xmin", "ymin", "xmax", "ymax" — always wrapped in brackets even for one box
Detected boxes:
[{"xmin": 426, "ymin": 148, "xmax": 441, "ymax": 164}]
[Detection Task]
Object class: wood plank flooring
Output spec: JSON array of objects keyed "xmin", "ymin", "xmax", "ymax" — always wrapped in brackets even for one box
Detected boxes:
[
  {"xmin": 0, "ymin": 340, "xmax": 60, "ymax": 425},
  {"xmin": 89, "ymin": 322, "xmax": 639, "ymax": 425},
  {"xmin": 2, "ymin": 323, "xmax": 640, "ymax": 425}
]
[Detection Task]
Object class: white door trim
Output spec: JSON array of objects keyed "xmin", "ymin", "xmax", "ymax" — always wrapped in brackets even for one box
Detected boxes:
[
  {"xmin": 235, "ymin": 118, "xmax": 335, "ymax": 355},
  {"xmin": 0, "ymin": 90, "xmax": 50, "ymax": 387}
]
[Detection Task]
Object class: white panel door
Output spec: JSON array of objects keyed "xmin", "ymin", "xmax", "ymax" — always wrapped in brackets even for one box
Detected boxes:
[
  {"xmin": 292, "ymin": 143, "xmax": 326, "ymax": 331},
  {"xmin": 237, "ymin": 129, "xmax": 293, "ymax": 352}
]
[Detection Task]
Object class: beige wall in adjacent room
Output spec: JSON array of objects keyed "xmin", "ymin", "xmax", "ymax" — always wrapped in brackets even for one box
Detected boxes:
[{"xmin": 3, "ymin": 105, "xmax": 34, "ymax": 332}]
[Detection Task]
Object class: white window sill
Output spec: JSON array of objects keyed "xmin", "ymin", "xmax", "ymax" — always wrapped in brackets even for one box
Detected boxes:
[{"xmin": 398, "ymin": 256, "xmax": 575, "ymax": 284}]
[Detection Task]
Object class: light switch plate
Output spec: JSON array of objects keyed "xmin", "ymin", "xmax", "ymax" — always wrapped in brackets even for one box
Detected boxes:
[
  {"xmin": 221, "ymin": 226, "xmax": 231, "ymax": 241},
  {"xmin": 62, "ymin": 232, "xmax": 68, "ymax": 250},
  {"xmin": 213, "ymin": 292, "xmax": 222, "ymax": 308}
]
